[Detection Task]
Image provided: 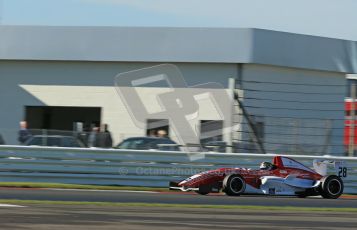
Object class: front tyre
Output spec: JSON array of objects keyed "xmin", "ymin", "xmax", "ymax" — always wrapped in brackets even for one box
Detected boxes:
[
  {"xmin": 195, "ymin": 184, "xmax": 211, "ymax": 195},
  {"xmin": 223, "ymin": 174, "xmax": 246, "ymax": 196},
  {"xmin": 320, "ymin": 175, "xmax": 344, "ymax": 199}
]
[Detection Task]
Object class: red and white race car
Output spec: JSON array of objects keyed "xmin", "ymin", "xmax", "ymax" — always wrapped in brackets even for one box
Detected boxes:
[{"xmin": 169, "ymin": 156, "xmax": 345, "ymax": 199}]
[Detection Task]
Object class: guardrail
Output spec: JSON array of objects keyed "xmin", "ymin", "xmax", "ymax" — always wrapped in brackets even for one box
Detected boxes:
[{"xmin": 0, "ymin": 145, "xmax": 356, "ymax": 194}]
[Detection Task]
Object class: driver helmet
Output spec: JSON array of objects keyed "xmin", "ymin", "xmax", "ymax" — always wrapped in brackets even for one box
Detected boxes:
[{"xmin": 260, "ymin": 161, "xmax": 274, "ymax": 170}]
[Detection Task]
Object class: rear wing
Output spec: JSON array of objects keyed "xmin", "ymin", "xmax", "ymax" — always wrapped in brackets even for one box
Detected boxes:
[{"xmin": 313, "ymin": 159, "xmax": 347, "ymax": 178}]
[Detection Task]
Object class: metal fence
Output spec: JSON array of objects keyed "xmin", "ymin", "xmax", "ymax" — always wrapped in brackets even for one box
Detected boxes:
[
  {"xmin": 236, "ymin": 78, "xmax": 346, "ymax": 156},
  {"xmin": 0, "ymin": 145, "xmax": 356, "ymax": 194}
]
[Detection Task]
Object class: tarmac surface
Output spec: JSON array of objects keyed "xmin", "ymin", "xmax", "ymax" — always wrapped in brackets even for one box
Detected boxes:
[
  {"xmin": 1, "ymin": 205, "xmax": 357, "ymax": 230},
  {"xmin": 0, "ymin": 187, "xmax": 357, "ymax": 208}
]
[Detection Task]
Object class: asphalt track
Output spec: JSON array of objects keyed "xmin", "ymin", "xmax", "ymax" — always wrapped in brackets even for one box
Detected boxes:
[
  {"xmin": 1, "ymin": 205, "xmax": 357, "ymax": 230},
  {"xmin": 1, "ymin": 187, "xmax": 357, "ymax": 208},
  {"xmin": 1, "ymin": 188, "xmax": 357, "ymax": 229}
]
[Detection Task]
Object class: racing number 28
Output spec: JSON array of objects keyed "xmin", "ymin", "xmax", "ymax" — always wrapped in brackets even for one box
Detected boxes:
[{"xmin": 338, "ymin": 167, "xmax": 347, "ymax": 178}]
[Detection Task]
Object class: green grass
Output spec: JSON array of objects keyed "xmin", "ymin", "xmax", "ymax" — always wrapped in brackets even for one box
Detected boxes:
[
  {"xmin": 1, "ymin": 199, "xmax": 357, "ymax": 212},
  {"xmin": 0, "ymin": 182, "xmax": 168, "ymax": 191}
]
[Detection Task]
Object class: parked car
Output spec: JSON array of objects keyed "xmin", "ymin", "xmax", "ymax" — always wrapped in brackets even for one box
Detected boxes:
[
  {"xmin": 202, "ymin": 141, "xmax": 228, "ymax": 152},
  {"xmin": 202, "ymin": 141, "xmax": 253, "ymax": 153},
  {"xmin": 24, "ymin": 135, "xmax": 86, "ymax": 148},
  {"xmin": 116, "ymin": 137, "xmax": 180, "ymax": 151}
]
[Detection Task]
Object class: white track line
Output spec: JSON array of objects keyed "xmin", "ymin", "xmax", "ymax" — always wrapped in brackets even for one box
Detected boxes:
[
  {"xmin": 0, "ymin": 204, "xmax": 26, "ymax": 208},
  {"xmin": 46, "ymin": 188, "xmax": 159, "ymax": 193}
]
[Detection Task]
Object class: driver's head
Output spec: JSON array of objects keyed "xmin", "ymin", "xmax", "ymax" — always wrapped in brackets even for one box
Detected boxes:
[{"xmin": 260, "ymin": 161, "xmax": 274, "ymax": 170}]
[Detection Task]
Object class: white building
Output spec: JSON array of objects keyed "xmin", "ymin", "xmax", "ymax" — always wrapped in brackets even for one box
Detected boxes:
[{"xmin": 0, "ymin": 26, "xmax": 355, "ymax": 155}]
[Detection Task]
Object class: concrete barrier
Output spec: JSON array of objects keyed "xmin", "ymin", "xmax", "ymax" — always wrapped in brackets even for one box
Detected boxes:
[{"xmin": 0, "ymin": 145, "xmax": 356, "ymax": 193}]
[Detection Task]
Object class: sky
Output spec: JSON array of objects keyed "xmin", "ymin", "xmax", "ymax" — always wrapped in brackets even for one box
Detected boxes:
[{"xmin": 0, "ymin": 0, "xmax": 357, "ymax": 41}]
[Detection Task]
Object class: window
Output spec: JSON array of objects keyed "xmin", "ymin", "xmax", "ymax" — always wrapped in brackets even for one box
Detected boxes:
[
  {"xmin": 25, "ymin": 106, "xmax": 101, "ymax": 132},
  {"xmin": 347, "ymin": 79, "xmax": 357, "ymax": 98},
  {"xmin": 200, "ymin": 120, "xmax": 223, "ymax": 144}
]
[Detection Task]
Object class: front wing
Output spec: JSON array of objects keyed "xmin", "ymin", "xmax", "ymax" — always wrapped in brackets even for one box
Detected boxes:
[{"xmin": 169, "ymin": 181, "xmax": 199, "ymax": 192}]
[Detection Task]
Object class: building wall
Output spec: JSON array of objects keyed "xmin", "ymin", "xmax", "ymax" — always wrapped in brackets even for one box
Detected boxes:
[
  {"xmin": 18, "ymin": 85, "xmax": 236, "ymax": 146},
  {"xmin": 0, "ymin": 60, "xmax": 347, "ymax": 155},
  {"xmin": 241, "ymin": 64, "xmax": 346, "ymax": 155},
  {"xmin": 0, "ymin": 60, "xmax": 238, "ymax": 145}
]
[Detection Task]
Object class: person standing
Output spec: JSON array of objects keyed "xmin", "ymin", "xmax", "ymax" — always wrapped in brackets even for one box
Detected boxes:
[
  {"xmin": 87, "ymin": 126, "xmax": 99, "ymax": 148},
  {"xmin": 157, "ymin": 129, "xmax": 168, "ymax": 138},
  {"xmin": 0, "ymin": 133, "xmax": 5, "ymax": 145},
  {"xmin": 148, "ymin": 129, "xmax": 157, "ymax": 137},
  {"xmin": 98, "ymin": 124, "xmax": 113, "ymax": 148},
  {"xmin": 104, "ymin": 124, "xmax": 113, "ymax": 148},
  {"xmin": 18, "ymin": 121, "xmax": 32, "ymax": 145}
]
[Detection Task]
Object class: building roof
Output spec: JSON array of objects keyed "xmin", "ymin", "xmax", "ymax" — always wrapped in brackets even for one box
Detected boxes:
[{"xmin": 0, "ymin": 25, "xmax": 356, "ymax": 73}]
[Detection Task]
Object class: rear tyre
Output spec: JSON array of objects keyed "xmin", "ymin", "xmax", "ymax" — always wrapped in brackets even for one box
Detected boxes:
[
  {"xmin": 223, "ymin": 174, "xmax": 246, "ymax": 196},
  {"xmin": 320, "ymin": 175, "xmax": 344, "ymax": 199}
]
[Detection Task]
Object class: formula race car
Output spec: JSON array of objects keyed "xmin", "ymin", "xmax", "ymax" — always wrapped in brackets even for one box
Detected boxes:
[{"xmin": 169, "ymin": 156, "xmax": 346, "ymax": 199}]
